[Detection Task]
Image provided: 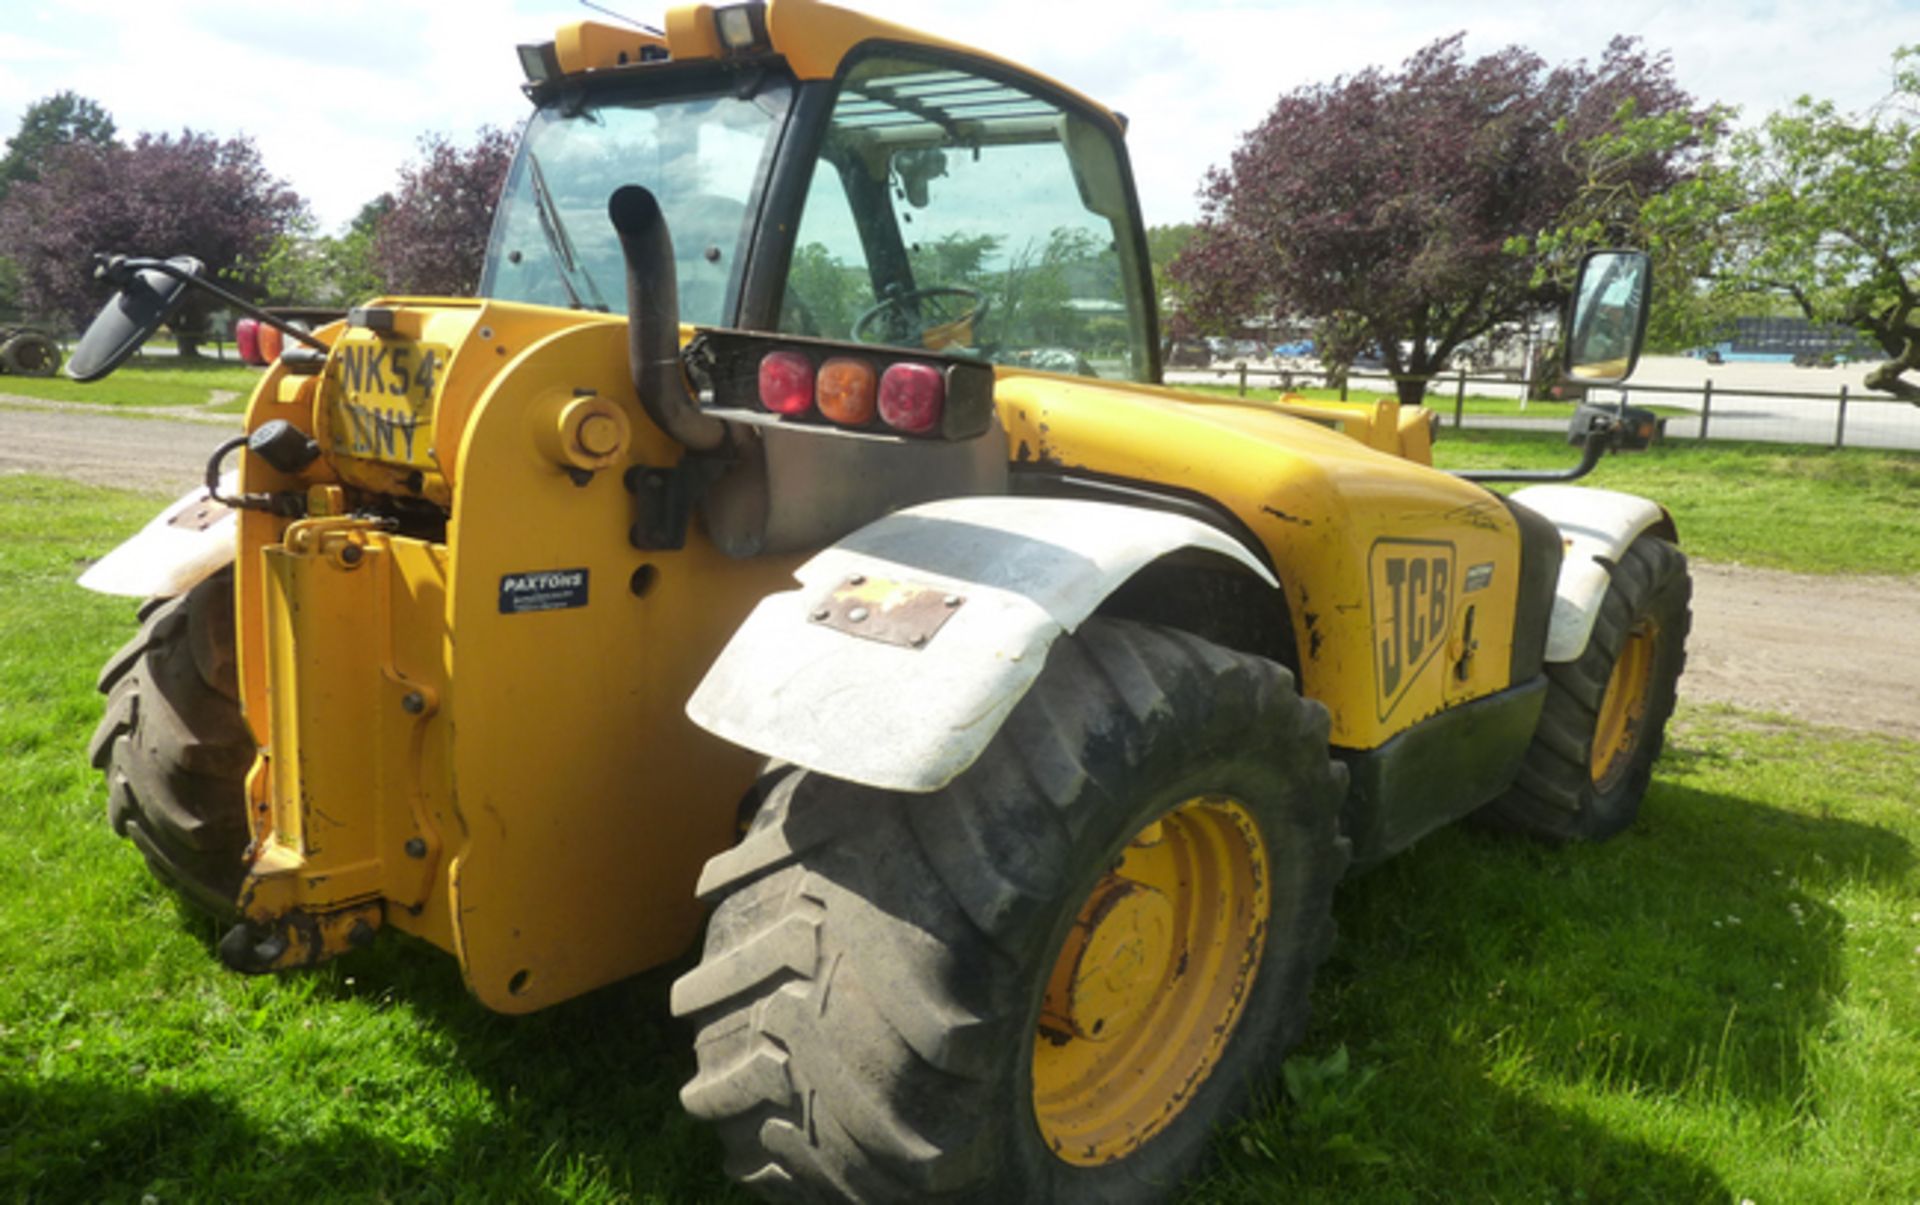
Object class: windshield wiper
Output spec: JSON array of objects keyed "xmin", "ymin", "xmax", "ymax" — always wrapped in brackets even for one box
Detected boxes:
[{"xmin": 526, "ymin": 151, "xmax": 609, "ymax": 312}]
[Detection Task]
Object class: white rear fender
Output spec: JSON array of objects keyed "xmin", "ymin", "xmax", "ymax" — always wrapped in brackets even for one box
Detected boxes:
[
  {"xmin": 76, "ymin": 478, "xmax": 236, "ymax": 599},
  {"xmin": 1511, "ymin": 484, "xmax": 1674, "ymax": 663},
  {"xmin": 686, "ymin": 496, "xmax": 1277, "ymax": 793}
]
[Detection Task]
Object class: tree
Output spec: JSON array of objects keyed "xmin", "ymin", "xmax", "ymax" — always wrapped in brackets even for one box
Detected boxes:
[
  {"xmin": 0, "ymin": 92, "xmax": 118, "ymax": 317},
  {"xmin": 371, "ymin": 128, "xmax": 514, "ymax": 296},
  {"xmin": 1677, "ymin": 47, "xmax": 1920, "ymax": 401},
  {"xmin": 0, "ymin": 92, "xmax": 117, "ymax": 205},
  {"xmin": 0, "ymin": 130, "xmax": 305, "ymax": 346},
  {"xmin": 1173, "ymin": 35, "xmax": 1713, "ymax": 406},
  {"xmin": 251, "ymin": 197, "xmax": 389, "ymax": 306},
  {"xmin": 1144, "ymin": 223, "xmax": 1195, "ymax": 308}
]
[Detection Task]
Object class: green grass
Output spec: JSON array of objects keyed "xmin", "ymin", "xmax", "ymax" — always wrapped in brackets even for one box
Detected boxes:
[
  {"xmin": 1200, "ymin": 708, "xmax": 1920, "ymax": 1203},
  {"xmin": 1431, "ymin": 429, "xmax": 1920, "ymax": 576},
  {"xmin": 3, "ymin": 475, "xmax": 1917, "ymax": 1202},
  {"xmin": 0, "ymin": 476, "xmax": 733, "ymax": 1203},
  {"xmin": 0, "ymin": 356, "xmax": 260, "ymax": 408}
]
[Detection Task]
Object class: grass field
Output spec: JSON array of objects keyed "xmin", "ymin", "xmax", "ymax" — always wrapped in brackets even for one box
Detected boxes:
[
  {"xmin": 0, "ymin": 356, "xmax": 259, "ymax": 409},
  {"xmin": 1432, "ymin": 428, "xmax": 1920, "ymax": 576},
  {"xmin": 2, "ymin": 469, "xmax": 1916, "ymax": 1203}
]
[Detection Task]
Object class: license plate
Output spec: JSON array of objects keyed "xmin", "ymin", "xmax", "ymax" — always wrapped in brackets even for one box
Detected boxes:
[{"xmin": 328, "ymin": 339, "xmax": 450, "ymax": 469}]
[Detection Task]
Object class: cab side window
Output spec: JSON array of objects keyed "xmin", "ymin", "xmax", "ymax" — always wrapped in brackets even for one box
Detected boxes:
[{"xmin": 777, "ymin": 53, "xmax": 1153, "ymax": 381}]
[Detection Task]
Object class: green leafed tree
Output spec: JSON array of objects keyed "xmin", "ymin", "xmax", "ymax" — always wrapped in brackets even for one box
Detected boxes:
[
  {"xmin": 0, "ymin": 92, "xmax": 117, "ymax": 205},
  {"xmin": 250, "ymin": 197, "xmax": 390, "ymax": 307},
  {"xmin": 1145, "ymin": 223, "xmax": 1195, "ymax": 306},
  {"xmin": 1684, "ymin": 47, "xmax": 1920, "ymax": 401},
  {"xmin": 0, "ymin": 92, "xmax": 118, "ymax": 317}
]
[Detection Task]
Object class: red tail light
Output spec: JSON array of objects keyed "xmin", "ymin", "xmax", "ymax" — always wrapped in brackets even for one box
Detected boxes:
[
  {"xmin": 878, "ymin": 362, "xmax": 944, "ymax": 434},
  {"xmin": 234, "ymin": 317, "xmax": 260, "ymax": 365},
  {"xmin": 758, "ymin": 349, "xmax": 815, "ymax": 415}
]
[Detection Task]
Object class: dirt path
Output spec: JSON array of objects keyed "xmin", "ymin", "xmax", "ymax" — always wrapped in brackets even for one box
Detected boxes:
[
  {"xmin": 1, "ymin": 396, "xmax": 234, "ymax": 494},
  {"xmin": 1684, "ymin": 563, "xmax": 1920, "ymax": 740},
  {"xmin": 6, "ymin": 398, "xmax": 1916, "ymax": 739}
]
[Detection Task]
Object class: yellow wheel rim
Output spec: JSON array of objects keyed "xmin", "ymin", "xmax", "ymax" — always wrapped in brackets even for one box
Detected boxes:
[
  {"xmin": 1031, "ymin": 795, "xmax": 1270, "ymax": 1166},
  {"xmin": 1591, "ymin": 619, "xmax": 1659, "ymax": 790}
]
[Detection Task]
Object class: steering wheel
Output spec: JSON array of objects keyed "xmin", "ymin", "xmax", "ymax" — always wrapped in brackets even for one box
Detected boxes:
[{"xmin": 852, "ymin": 286, "xmax": 989, "ymax": 351}]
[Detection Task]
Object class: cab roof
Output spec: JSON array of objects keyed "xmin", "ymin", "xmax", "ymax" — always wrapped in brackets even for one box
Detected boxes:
[{"xmin": 534, "ymin": 0, "xmax": 1125, "ymax": 133}]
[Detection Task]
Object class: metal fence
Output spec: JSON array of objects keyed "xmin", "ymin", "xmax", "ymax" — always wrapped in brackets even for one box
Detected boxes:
[{"xmin": 1176, "ymin": 362, "xmax": 1920, "ymax": 453}]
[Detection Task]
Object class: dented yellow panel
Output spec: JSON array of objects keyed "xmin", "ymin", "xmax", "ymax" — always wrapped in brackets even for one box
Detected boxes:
[
  {"xmin": 441, "ymin": 321, "xmax": 797, "ymax": 1013},
  {"xmin": 993, "ymin": 375, "xmax": 1522, "ymax": 749},
  {"xmin": 239, "ymin": 313, "xmax": 796, "ymax": 1007}
]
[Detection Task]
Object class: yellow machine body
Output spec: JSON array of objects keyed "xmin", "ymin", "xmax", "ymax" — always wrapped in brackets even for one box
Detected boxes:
[
  {"xmin": 225, "ymin": 304, "xmax": 1523, "ymax": 1008},
  {"xmin": 207, "ymin": 0, "xmax": 1538, "ymax": 1010}
]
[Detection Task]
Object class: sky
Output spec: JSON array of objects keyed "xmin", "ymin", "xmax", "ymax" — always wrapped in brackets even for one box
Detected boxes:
[{"xmin": 2, "ymin": 0, "xmax": 1915, "ymax": 234}]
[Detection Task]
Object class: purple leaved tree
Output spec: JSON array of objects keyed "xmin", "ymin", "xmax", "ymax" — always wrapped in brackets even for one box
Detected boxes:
[
  {"xmin": 1172, "ymin": 35, "xmax": 1710, "ymax": 406},
  {"xmin": 0, "ymin": 130, "xmax": 304, "ymax": 351},
  {"xmin": 371, "ymin": 128, "xmax": 515, "ymax": 297}
]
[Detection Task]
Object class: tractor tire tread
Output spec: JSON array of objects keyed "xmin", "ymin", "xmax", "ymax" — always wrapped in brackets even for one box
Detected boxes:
[
  {"xmin": 1482, "ymin": 536, "xmax": 1690, "ymax": 842},
  {"xmin": 92, "ymin": 570, "xmax": 252, "ymax": 915},
  {"xmin": 674, "ymin": 618, "xmax": 1348, "ymax": 1203}
]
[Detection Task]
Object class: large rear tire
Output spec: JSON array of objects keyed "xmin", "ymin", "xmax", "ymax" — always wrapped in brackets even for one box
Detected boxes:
[
  {"xmin": 1481, "ymin": 534, "xmax": 1690, "ymax": 841},
  {"xmin": 88, "ymin": 570, "xmax": 254, "ymax": 915},
  {"xmin": 671, "ymin": 618, "xmax": 1349, "ymax": 1203}
]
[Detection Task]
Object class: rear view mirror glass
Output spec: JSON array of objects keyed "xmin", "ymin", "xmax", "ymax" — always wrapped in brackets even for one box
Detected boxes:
[
  {"xmin": 66, "ymin": 256, "xmax": 203, "ymax": 382},
  {"xmin": 1563, "ymin": 250, "xmax": 1650, "ymax": 385}
]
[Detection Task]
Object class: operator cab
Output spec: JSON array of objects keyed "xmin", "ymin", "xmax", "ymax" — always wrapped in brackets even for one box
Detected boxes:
[{"xmin": 482, "ymin": 3, "xmax": 1160, "ymax": 382}]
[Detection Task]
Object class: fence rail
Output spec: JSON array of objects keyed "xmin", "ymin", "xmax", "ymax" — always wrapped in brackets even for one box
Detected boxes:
[{"xmin": 1175, "ymin": 362, "xmax": 1920, "ymax": 453}]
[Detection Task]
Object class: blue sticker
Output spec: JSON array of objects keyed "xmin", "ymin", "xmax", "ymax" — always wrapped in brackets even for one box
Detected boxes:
[{"xmin": 499, "ymin": 568, "xmax": 589, "ymax": 614}]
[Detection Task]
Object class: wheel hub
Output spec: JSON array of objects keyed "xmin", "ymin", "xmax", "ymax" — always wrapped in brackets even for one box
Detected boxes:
[
  {"xmin": 1031, "ymin": 795, "xmax": 1271, "ymax": 1166},
  {"xmin": 1592, "ymin": 618, "xmax": 1659, "ymax": 789},
  {"xmin": 1040, "ymin": 877, "xmax": 1176, "ymax": 1042}
]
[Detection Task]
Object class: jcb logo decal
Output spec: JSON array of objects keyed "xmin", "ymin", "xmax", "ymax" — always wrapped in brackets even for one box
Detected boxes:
[{"xmin": 1370, "ymin": 540, "xmax": 1453, "ymax": 720}]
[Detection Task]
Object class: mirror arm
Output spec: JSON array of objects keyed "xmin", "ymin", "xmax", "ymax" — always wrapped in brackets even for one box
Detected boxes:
[
  {"xmin": 1449, "ymin": 437, "xmax": 1608, "ymax": 485},
  {"xmin": 101, "ymin": 256, "xmax": 330, "ymax": 352}
]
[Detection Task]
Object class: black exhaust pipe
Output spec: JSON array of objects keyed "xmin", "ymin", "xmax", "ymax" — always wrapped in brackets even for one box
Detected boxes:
[{"xmin": 608, "ymin": 185, "xmax": 728, "ymax": 453}]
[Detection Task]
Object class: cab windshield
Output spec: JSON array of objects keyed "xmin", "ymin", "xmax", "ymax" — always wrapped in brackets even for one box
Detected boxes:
[{"xmin": 481, "ymin": 76, "xmax": 790, "ymax": 326}]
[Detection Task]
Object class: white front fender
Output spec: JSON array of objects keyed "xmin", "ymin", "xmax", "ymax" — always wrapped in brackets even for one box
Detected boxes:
[
  {"xmin": 76, "ymin": 479, "xmax": 236, "ymax": 599},
  {"xmin": 685, "ymin": 496, "xmax": 1276, "ymax": 793},
  {"xmin": 1511, "ymin": 484, "xmax": 1673, "ymax": 663}
]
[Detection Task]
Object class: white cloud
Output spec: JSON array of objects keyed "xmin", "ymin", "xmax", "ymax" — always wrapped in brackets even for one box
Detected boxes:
[{"xmin": 2, "ymin": 0, "xmax": 1911, "ymax": 234}]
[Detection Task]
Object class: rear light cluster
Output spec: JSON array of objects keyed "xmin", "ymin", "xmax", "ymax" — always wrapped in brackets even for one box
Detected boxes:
[
  {"xmin": 756, "ymin": 350, "xmax": 948, "ymax": 434},
  {"xmin": 685, "ymin": 331, "xmax": 994, "ymax": 441},
  {"xmin": 233, "ymin": 317, "xmax": 286, "ymax": 367}
]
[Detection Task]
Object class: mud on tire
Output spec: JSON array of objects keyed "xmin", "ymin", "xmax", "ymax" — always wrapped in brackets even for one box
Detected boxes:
[
  {"xmin": 88, "ymin": 570, "xmax": 254, "ymax": 915},
  {"xmin": 1481, "ymin": 534, "xmax": 1691, "ymax": 842},
  {"xmin": 671, "ymin": 618, "xmax": 1350, "ymax": 1203}
]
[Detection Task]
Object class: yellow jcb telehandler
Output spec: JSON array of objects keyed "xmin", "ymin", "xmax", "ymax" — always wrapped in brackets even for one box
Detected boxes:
[{"xmin": 70, "ymin": 3, "xmax": 1688, "ymax": 1199}]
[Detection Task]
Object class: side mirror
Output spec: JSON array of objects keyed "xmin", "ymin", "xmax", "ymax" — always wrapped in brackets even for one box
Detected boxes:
[
  {"xmin": 66, "ymin": 254, "xmax": 204, "ymax": 382},
  {"xmin": 1562, "ymin": 249, "xmax": 1650, "ymax": 385}
]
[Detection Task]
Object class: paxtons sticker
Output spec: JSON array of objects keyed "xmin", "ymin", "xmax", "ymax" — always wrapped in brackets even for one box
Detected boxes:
[{"xmin": 499, "ymin": 568, "xmax": 589, "ymax": 614}]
